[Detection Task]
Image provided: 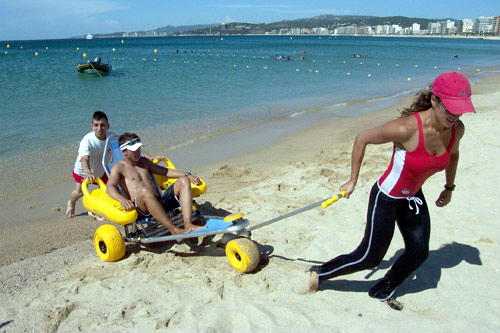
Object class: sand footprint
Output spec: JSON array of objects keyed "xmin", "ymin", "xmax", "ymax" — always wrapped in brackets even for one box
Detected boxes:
[
  {"xmin": 45, "ymin": 303, "xmax": 76, "ymax": 332},
  {"xmin": 155, "ymin": 311, "xmax": 177, "ymax": 329},
  {"xmin": 131, "ymin": 253, "xmax": 154, "ymax": 269}
]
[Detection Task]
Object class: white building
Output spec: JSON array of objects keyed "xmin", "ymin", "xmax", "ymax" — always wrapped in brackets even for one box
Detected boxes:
[
  {"xmin": 412, "ymin": 23, "xmax": 421, "ymax": 34},
  {"xmin": 334, "ymin": 27, "xmax": 345, "ymax": 35},
  {"xmin": 392, "ymin": 25, "xmax": 403, "ymax": 34},
  {"xmin": 357, "ymin": 26, "xmax": 369, "ymax": 35},
  {"xmin": 312, "ymin": 27, "xmax": 329, "ymax": 35},
  {"xmin": 428, "ymin": 22, "xmax": 441, "ymax": 34},
  {"xmin": 346, "ymin": 25, "xmax": 358, "ymax": 35},
  {"xmin": 458, "ymin": 19, "xmax": 474, "ymax": 33},
  {"xmin": 440, "ymin": 20, "xmax": 456, "ymax": 34},
  {"xmin": 473, "ymin": 16, "xmax": 494, "ymax": 34},
  {"xmin": 382, "ymin": 25, "xmax": 392, "ymax": 34}
]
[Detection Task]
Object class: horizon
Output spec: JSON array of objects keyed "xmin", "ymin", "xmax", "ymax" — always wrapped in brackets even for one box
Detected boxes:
[{"xmin": 0, "ymin": 0, "xmax": 499, "ymax": 41}]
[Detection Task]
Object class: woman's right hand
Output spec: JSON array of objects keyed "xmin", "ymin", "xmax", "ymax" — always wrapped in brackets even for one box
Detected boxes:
[{"xmin": 340, "ymin": 180, "xmax": 356, "ymax": 199}]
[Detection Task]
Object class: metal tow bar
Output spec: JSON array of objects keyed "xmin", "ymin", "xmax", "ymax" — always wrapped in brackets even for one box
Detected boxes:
[{"xmin": 247, "ymin": 191, "xmax": 345, "ymax": 232}]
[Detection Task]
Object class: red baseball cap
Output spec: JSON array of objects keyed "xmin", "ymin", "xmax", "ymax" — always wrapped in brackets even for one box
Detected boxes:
[{"xmin": 431, "ymin": 72, "xmax": 476, "ymax": 115}]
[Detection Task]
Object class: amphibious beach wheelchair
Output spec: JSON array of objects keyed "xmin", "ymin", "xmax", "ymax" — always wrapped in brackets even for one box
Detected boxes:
[{"xmin": 81, "ymin": 135, "xmax": 260, "ymax": 273}]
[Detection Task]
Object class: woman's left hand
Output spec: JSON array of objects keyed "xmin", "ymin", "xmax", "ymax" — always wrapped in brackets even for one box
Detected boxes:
[{"xmin": 435, "ymin": 190, "xmax": 452, "ymax": 207}]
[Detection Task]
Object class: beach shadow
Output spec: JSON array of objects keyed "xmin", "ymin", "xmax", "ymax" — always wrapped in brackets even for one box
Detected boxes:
[
  {"xmin": 197, "ymin": 201, "xmax": 233, "ymax": 217},
  {"xmin": 320, "ymin": 279, "xmax": 373, "ymax": 293},
  {"xmin": 317, "ymin": 251, "xmax": 403, "ymax": 292},
  {"xmin": 396, "ymin": 242, "xmax": 481, "ymax": 297},
  {"xmin": 318, "ymin": 242, "xmax": 482, "ymax": 296},
  {"xmin": 128, "ymin": 241, "xmax": 176, "ymax": 256},
  {"xmin": 249, "ymin": 250, "xmax": 326, "ymax": 273},
  {"xmin": 124, "ymin": 235, "xmax": 225, "ymax": 261},
  {"xmin": 157, "ymin": 238, "xmax": 273, "ymax": 274},
  {"xmin": 268, "ymin": 254, "xmax": 324, "ymax": 265},
  {"xmin": 129, "ymin": 231, "xmax": 219, "ymax": 257},
  {"xmin": 75, "ymin": 212, "xmax": 90, "ymax": 217},
  {"xmin": 248, "ymin": 244, "xmax": 273, "ymax": 272},
  {"xmin": 0, "ymin": 320, "xmax": 13, "ymax": 329},
  {"xmin": 167, "ymin": 241, "xmax": 225, "ymax": 258}
]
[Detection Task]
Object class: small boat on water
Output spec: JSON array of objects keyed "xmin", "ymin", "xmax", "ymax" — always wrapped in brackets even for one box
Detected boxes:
[
  {"xmin": 77, "ymin": 57, "xmax": 111, "ymax": 75},
  {"xmin": 86, "ymin": 33, "xmax": 94, "ymax": 40}
]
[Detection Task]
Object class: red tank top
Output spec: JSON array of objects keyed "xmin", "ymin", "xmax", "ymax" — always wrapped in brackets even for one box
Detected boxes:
[{"xmin": 378, "ymin": 113, "xmax": 455, "ymax": 198}]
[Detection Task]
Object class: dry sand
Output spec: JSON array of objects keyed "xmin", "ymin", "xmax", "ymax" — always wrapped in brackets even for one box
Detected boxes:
[{"xmin": 1, "ymin": 75, "xmax": 499, "ymax": 332}]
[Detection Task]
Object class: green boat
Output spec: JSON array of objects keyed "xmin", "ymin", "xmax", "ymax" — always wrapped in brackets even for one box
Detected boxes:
[{"xmin": 77, "ymin": 57, "xmax": 111, "ymax": 75}]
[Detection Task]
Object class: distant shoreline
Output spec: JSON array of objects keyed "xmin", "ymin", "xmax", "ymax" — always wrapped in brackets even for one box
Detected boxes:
[
  {"xmin": 5, "ymin": 34, "xmax": 498, "ymax": 42},
  {"xmin": 72, "ymin": 34, "xmax": 500, "ymax": 41},
  {"xmin": 368, "ymin": 34, "xmax": 500, "ymax": 40}
]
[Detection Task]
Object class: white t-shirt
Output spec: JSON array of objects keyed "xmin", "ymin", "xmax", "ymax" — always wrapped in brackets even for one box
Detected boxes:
[{"xmin": 73, "ymin": 131, "xmax": 115, "ymax": 178}]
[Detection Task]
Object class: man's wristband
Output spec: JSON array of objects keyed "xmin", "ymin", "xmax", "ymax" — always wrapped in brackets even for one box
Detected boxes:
[
  {"xmin": 444, "ymin": 184, "xmax": 455, "ymax": 191},
  {"xmin": 185, "ymin": 171, "xmax": 191, "ymax": 176}
]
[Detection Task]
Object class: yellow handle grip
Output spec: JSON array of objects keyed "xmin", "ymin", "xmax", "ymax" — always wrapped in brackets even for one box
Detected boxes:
[
  {"xmin": 153, "ymin": 157, "xmax": 176, "ymax": 169},
  {"xmin": 321, "ymin": 191, "xmax": 345, "ymax": 208},
  {"xmin": 81, "ymin": 177, "xmax": 106, "ymax": 199}
]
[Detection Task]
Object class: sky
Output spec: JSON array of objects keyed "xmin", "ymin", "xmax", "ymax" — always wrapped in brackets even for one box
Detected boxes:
[{"xmin": 0, "ymin": 0, "xmax": 498, "ymax": 41}]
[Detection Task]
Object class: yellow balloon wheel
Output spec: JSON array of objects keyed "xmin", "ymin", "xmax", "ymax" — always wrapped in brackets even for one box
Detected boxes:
[
  {"xmin": 225, "ymin": 238, "xmax": 260, "ymax": 273},
  {"xmin": 94, "ymin": 224, "xmax": 125, "ymax": 262}
]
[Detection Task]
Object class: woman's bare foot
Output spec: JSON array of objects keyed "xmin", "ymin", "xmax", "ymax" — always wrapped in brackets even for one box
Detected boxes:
[
  {"xmin": 308, "ymin": 270, "xmax": 319, "ymax": 293},
  {"xmin": 66, "ymin": 201, "xmax": 75, "ymax": 218}
]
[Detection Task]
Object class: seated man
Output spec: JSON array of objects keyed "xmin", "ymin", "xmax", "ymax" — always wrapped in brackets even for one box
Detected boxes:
[{"xmin": 107, "ymin": 132, "xmax": 205, "ymax": 234}]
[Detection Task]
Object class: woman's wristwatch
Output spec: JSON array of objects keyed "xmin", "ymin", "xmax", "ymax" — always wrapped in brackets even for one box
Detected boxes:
[{"xmin": 444, "ymin": 184, "xmax": 455, "ymax": 191}]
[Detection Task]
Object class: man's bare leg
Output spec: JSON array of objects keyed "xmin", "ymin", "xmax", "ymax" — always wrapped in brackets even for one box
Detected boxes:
[
  {"xmin": 137, "ymin": 189, "xmax": 187, "ymax": 235},
  {"xmin": 66, "ymin": 183, "xmax": 83, "ymax": 218},
  {"xmin": 174, "ymin": 177, "xmax": 206, "ymax": 231}
]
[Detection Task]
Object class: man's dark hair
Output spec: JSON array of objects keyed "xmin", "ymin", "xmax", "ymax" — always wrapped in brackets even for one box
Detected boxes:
[
  {"xmin": 92, "ymin": 111, "xmax": 108, "ymax": 123},
  {"xmin": 118, "ymin": 132, "xmax": 139, "ymax": 146}
]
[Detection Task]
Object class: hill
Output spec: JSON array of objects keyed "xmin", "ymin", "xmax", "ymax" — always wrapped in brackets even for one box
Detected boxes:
[
  {"xmin": 72, "ymin": 23, "xmax": 219, "ymax": 39},
  {"xmin": 73, "ymin": 15, "xmax": 458, "ymax": 38},
  {"xmin": 186, "ymin": 15, "xmax": 457, "ymax": 35}
]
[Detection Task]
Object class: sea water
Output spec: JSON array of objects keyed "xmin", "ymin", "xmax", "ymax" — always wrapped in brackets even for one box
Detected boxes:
[{"xmin": 1, "ymin": 35, "xmax": 499, "ymax": 199}]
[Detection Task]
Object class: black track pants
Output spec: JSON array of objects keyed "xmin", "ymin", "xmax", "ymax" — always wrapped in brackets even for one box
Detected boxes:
[{"xmin": 312, "ymin": 183, "xmax": 430, "ymax": 300}]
